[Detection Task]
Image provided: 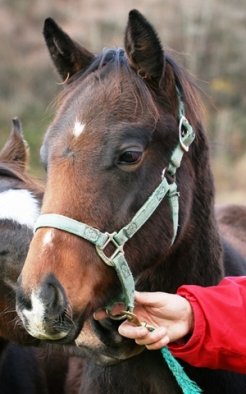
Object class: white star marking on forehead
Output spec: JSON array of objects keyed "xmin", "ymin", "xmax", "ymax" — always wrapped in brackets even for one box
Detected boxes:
[{"xmin": 73, "ymin": 119, "xmax": 85, "ymax": 137}]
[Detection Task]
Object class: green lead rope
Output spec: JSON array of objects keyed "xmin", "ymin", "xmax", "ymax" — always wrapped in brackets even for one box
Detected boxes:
[
  {"xmin": 124, "ymin": 311, "xmax": 202, "ymax": 393},
  {"xmin": 160, "ymin": 347, "xmax": 203, "ymax": 393}
]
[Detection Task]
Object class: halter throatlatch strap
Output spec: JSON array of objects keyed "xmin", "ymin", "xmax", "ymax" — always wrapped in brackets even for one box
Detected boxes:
[{"xmin": 34, "ymin": 86, "xmax": 195, "ymax": 312}]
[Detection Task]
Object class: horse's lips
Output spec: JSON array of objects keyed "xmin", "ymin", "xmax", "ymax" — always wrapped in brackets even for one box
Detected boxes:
[
  {"xmin": 72, "ymin": 316, "xmax": 145, "ymax": 365},
  {"xmin": 18, "ymin": 308, "xmax": 70, "ymax": 341},
  {"xmin": 29, "ymin": 329, "xmax": 68, "ymax": 341},
  {"xmin": 26, "ymin": 318, "xmax": 83, "ymax": 344}
]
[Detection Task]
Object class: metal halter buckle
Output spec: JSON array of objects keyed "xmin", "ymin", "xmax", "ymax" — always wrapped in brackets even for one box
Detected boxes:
[
  {"xmin": 96, "ymin": 232, "xmax": 124, "ymax": 267},
  {"xmin": 178, "ymin": 115, "xmax": 190, "ymax": 152}
]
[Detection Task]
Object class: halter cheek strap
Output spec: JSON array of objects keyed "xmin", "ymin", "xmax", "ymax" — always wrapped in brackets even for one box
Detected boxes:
[{"xmin": 34, "ymin": 87, "xmax": 195, "ymax": 313}]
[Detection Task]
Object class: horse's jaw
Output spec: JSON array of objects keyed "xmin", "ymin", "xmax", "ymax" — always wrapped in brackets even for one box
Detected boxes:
[{"xmin": 73, "ymin": 317, "xmax": 144, "ymax": 365}]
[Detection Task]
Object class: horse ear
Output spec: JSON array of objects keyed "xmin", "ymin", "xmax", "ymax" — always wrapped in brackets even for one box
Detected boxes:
[
  {"xmin": 124, "ymin": 10, "xmax": 165, "ymax": 85},
  {"xmin": 0, "ymin": 118, "xmax": 29, "ymax": 169},
  {"xmin": 43, "ymin": 18, "xmax": 94, "ymax": 81}
]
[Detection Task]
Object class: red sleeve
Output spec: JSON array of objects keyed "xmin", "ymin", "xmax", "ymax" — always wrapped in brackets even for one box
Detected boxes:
[{"xmin": 168, "ymin": 276, "xmax": 246, "ymax": 373}]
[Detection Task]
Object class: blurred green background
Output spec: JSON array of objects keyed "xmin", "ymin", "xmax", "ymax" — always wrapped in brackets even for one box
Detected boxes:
[{"xmin": 0, "ymin": 0, "xmax": 245, "ymax": 203}]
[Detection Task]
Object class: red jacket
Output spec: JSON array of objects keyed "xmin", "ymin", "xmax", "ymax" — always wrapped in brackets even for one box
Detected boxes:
[{"xmin": 168, "ymin": 276, "xmax": 246, "ymax": 373}]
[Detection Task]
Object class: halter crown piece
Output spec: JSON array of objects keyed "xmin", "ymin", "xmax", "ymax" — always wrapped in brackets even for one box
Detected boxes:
[{"xmin": 34, "ymin": 87, "xmax": 202, "ymax": 393}]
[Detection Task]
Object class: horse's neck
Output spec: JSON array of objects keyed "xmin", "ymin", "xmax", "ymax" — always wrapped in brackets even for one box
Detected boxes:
[
  {"xmin": 138, "ymin": 202, "xmax": 224, "ymax": 293},
  {"xmin": 169, "ymin": 217, "xmax": 223, "ymax": 288},
  {"xmin": 158, "ymin": 153, "xmax": 224, "ymax": 291},
  {"xmin": 80, "ymin": 352, "xmax": 180, "ymax": 394}
]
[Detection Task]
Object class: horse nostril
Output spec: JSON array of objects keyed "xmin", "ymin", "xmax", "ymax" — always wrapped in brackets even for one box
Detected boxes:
[
  {"xmin": 16, "ymin": 274, "xmax": 71, "ymax": 341},
  {"xmin": 40, "ymin": 273, "xmax": 67, "ymax": 317},
  {"xmin": 16, "ymin": 273, "xmax": 67, "ymax": 318},
  {"xmin": 16, "ymin": 287, "xmax": 32, "ymax": 310}
]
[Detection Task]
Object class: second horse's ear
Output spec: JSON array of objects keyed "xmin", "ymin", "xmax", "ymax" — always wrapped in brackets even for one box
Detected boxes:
[
  {"xmin": 43, "ymin": 18, "xmax": 94, "ymax": 81},
  {"xmin": 124, "ymin": 10, "xmax": 165, "ymax": 86}
]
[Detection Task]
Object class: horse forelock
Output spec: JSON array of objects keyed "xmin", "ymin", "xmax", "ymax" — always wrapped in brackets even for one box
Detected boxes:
[
  {"xmin": 52, "ymin": 49, "xmax": 202, "ymax": 133},
  {"xmin": 52, "ymin": 48, "xmax": 161, "ymax": 125}
]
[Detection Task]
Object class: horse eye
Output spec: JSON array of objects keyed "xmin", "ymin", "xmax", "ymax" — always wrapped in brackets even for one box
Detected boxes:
[{"xmin": 118, "ymin": 150, "xmax": 143, "ymax": 165}]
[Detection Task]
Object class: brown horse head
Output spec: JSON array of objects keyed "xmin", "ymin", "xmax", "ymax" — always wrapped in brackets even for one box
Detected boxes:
[{"xmin": 16, "ymin": 10, "xmax": 220, "ymax": 362}]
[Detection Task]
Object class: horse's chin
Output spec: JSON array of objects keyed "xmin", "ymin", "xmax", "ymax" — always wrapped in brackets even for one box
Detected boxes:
[
  {"xmin": 70, "ymin": 345, "xmax": 144, "ymax": 366},
  {"xmin": 73, "ymin": 317, "xmax": 144, "ymax": 365}
]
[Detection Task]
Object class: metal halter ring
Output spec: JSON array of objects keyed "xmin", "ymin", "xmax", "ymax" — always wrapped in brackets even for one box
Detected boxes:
[{"xmin": 105, "ymin": 304, "xmax": 128, "ymax": 321}]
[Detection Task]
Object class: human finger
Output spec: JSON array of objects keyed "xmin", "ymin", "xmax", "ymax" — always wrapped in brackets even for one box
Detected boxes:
[
  {"xmin": 145, "ymin": 335, "xmax": 170, "ymax": 350},
  {"xmin": 118, "ymin": 321, "xmax": 149, "ymax": 339},
  {"xmin": 135, "ymin": 326, "xmax": 167, "ymax": 346},
  {"xmin": 135, "ymin": 291, "xmax": 170, "ymax": 307}
]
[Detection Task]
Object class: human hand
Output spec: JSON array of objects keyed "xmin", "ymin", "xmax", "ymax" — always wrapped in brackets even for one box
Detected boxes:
[{"xmin": 93, "ymin": 290, "xmax": 194, "ymax": 350}]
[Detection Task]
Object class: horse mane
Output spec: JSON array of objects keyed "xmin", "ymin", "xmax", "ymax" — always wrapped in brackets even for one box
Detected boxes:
[
  {"xmin": 165, "ymin": 54, "xmax": 203, "ymax": 126},
  {"xmin": 0, "ymin": 161, "xmax": 44, "ymax": 199}
]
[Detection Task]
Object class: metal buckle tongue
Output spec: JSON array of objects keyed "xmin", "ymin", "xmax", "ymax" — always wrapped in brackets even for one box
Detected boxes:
[
  {"xmin": 105, "ymin": 307, "xmax": 155, "ymax": 331},
  {"xmin": 105, "ymin": 302, "xmax": 129, "ymax": 321},
  {"xmin": 122, "ymin": 310, "xmax": 155, "ymax": 332}
]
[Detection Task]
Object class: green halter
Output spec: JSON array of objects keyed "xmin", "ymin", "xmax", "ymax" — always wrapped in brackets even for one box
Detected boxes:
[{"xmin": 34, "ymin": 87, "xmax": 195, "ymax": 313}]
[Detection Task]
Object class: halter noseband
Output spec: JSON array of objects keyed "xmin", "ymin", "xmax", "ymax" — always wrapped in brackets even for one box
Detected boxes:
[{"xmin": 34, "ymin": 87, "xmax": 195, "ymax": 314}]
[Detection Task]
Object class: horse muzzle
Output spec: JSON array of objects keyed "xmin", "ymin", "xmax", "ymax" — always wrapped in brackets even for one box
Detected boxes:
[{"xmin": 15, "ymin": 273, "xmax": 79, "ymax": 342}]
